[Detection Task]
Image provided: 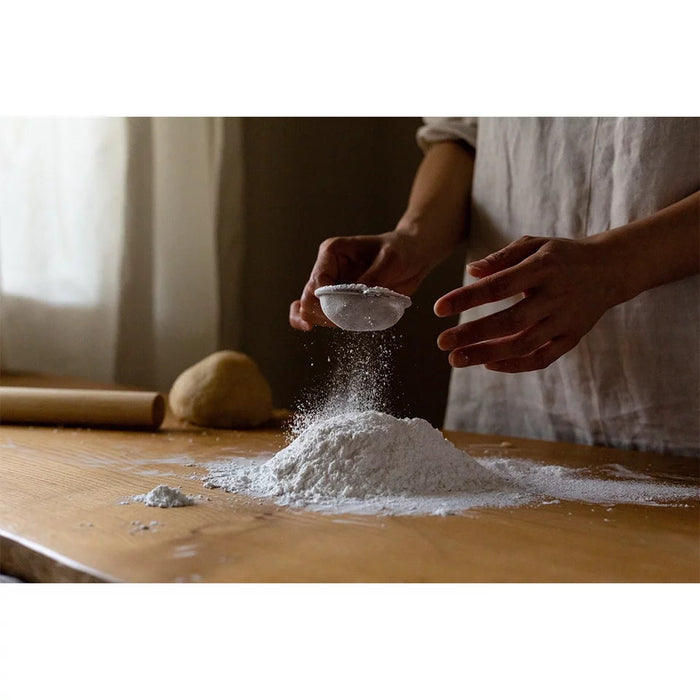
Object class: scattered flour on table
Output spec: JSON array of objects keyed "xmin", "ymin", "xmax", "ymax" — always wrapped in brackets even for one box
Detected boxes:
[
  {"xmin": 203, "ymin": 410, "xmax": 698, "ymax": 516},
  {"xmin": 129, "ymin": 519, "xmax": 162, "ymax": 533},
  {"xmin": 130, "ymin": 484, "xmax": 197, "ymax": 508}
]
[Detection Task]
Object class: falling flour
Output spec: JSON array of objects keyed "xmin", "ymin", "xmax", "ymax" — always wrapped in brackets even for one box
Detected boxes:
[
  {"xmin": 204, "ymin": 410, "xmax": 698, "ymax": 516},
  {"xmin": 131, "ymin": 484, "xmax": 197, "ymax": 508},
  {"xmin": 293, "ymin": 331, "xmax": 398, "ymax": 435}
]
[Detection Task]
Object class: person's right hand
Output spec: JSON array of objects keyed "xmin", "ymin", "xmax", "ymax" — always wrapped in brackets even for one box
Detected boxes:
[{"xmin": 289, "ymin": 231, "xmax": 430, "ymax": 330}]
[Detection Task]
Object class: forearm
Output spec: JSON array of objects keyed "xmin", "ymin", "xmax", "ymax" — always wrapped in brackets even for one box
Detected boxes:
[
  {"xmin": 591, "ymin": 190, "xmax": 700, "ymax": 306},
  {"xmin": 395, "ymin": 140, "xmax": 475, "ymax": 268}
]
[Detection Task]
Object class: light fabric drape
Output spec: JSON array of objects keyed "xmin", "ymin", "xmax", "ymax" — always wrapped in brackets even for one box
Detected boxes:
[{"xmin": 0, "ymin": 117, "xmax": 240, "ymax": 392}]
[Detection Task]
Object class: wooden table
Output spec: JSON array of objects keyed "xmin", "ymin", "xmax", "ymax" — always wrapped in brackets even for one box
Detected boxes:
[{"xmin": 0, "ymin": 376, "xmax": 698, "ymax": 582}]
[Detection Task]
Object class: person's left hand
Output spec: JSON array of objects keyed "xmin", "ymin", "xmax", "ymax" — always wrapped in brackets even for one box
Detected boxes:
[{"xmin": 434, "ymin": 235, "xmax": 621, "ymax": 372}]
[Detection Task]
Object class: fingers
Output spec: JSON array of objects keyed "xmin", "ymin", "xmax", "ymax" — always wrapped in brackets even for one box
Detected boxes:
[
  {"xmin": 289, "ymin": 300, "xmax": 312, "ymax": 331},
  {"xmin": 292, "ymin": 234, "xmax": 400, "ymax": 330},
  {"xmin": 290, "ymin": 295, "xmax": 338, "ymax": 330},
  {"xmin": 434, "ymin": 290, "xmax": 575, "ymax": 370},
  {"xmin": 297, "ymin": 282, "xmax": 337, "ymax": 328},
  {"xmin": 434, "ymin": 255, "xmax": 546, "ymax": 317},
  {"xmin": 484, "ymin": 336, "xmax": 577, "ymax": 373},
  {"xmin": 433, "ymin": 236, "xmax": 599, "ymax": 371},
  {"xmin": 437, "ymin": 296, "xmax": 548, "ymax": 351},
  {"xmin": 306, "ymin": 240, "xmax": 341, "ymax": 291},
  {"xmin": 289, "ymin": 237, "xmax": 353, "ymax": 331},
  {"xmin": 467, "ymin": 236, "xmax": 546, "ymax": 278},
  {"xmin": 291, "ymin": 233, "xmax": 410, "ymax": 330},
  {"xmin": 291, "ymin": 241, "xmax": 342, "ymax": 330},
  {"xmin": 446, "ymin": 316, "xmax": 560, "ymax": 367}
]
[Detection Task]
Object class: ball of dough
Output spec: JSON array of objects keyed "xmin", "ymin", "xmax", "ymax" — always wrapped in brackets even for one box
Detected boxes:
[{"xmin": 169, "ymin": 351, "xmax": 273, "ymax": 428}]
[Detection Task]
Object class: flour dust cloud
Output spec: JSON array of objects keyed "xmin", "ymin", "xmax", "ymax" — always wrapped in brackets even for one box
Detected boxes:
[{"xmin": 291, "ymin": 330, "xmax": 401, "ymax": 435}]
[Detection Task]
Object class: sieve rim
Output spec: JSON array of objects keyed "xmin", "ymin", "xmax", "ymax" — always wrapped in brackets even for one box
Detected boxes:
[{"xmin": 315, "ymin": 284, "xmax": 412, "ymax": 308}]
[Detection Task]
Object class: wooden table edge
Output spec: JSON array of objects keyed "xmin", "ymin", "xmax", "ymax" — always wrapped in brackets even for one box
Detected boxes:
[{"xmin": 0, "ymin": 527, "xmax": 117, "ymax": 583}]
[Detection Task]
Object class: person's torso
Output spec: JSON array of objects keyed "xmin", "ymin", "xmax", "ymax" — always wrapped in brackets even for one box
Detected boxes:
[{"xmin": 445, "ymin": 117, "xmax": 700, "ymax": 457}]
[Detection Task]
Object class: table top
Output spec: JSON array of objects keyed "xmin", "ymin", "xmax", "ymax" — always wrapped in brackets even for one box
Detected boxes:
[{"xmin": 1, "ymin": 373, "xmax": 697, "ymax": 582}]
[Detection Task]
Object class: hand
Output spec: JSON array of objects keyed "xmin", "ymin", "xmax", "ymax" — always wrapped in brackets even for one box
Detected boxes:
[
  {"xmin": 434, "ymin": 235, "xmax": 621, "ymax": 372},
  {"xmin": 290, "ymin": 231, "xmax": 431, "ymax": 330}
]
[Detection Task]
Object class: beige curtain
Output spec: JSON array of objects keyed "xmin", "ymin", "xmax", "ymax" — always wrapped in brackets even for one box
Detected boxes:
[{"xmin": 0, "ymin": 117, "xmax": 243, "ymax": 392}]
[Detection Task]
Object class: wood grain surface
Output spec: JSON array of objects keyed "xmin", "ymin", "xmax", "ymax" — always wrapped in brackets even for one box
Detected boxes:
[
  {"xmin": 1, "ymin": 400, "xmax": 698, "ymax": 582},
  {"xmin": 1, "ymin": 368, "xmax": 698, "ymax": 583}
]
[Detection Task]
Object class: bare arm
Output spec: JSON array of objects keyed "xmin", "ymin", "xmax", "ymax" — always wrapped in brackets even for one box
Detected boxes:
[
  {"xmin": 394, "ymin": 140, "xmax": 475, "ymax": 267},
  {"xmin": 593, "ymin": 190, "xmax": 700, "ymax": 305}
]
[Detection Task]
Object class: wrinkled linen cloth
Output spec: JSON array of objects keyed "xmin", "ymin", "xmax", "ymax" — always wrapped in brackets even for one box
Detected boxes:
[{"xmin": 418, "ymin": 117, "xmax": 699, "ymax": 457}]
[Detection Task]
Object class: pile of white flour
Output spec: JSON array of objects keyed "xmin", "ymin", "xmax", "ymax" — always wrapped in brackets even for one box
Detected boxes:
[
  {"xmin": 207, "ymin": 411, "xmax": 502, "ymax": 504},
  {"xmin": 203, "ymin": 410, "xmax": 698, "ymax": 515},
  {"xmin": 131, "ymin": 484, "xmax": 196, "ymax": 508}
]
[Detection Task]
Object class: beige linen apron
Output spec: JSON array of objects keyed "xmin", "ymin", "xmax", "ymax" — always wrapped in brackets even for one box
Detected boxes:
[{"xmin": 418, "ymin": 117, "xmax": 699, "ymax": 456}]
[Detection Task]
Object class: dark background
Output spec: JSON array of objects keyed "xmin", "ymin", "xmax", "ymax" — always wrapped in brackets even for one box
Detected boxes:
[{"xmin": 228, "ymin": 118, "xmax": 467, "ymax": 427}]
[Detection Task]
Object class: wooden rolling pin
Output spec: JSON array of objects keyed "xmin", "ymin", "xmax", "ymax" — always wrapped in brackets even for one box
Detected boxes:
[{"xmin": 0, "ymin": 387, "xmax": 166, "ymax": 430}]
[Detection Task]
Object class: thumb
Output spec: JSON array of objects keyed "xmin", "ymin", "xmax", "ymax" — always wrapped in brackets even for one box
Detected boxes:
[{"xmin": 467, "ymin": 236, "xmax": 545, "ymax": 277}]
